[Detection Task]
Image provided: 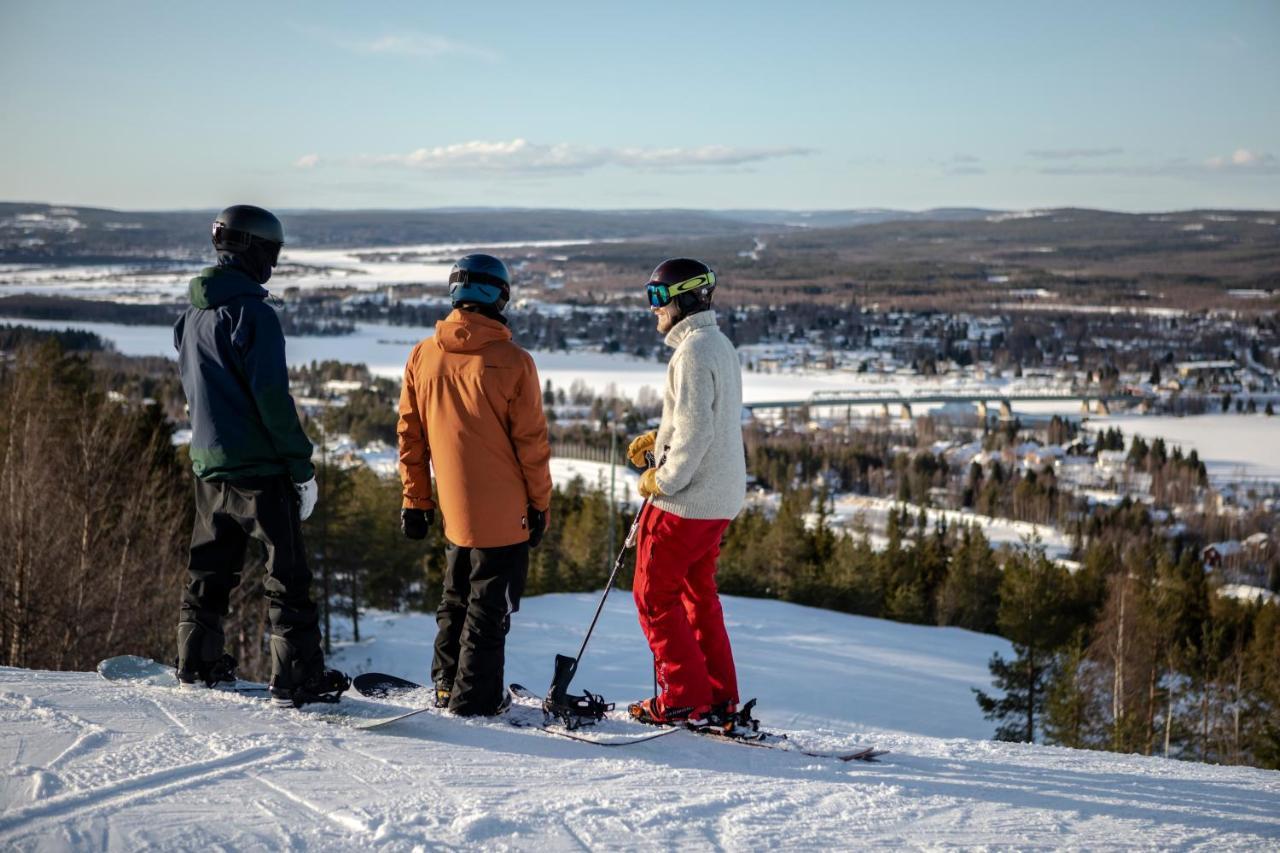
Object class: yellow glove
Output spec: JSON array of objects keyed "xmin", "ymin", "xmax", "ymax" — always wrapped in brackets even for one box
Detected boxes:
[
  {"xmin": 627, "ymin": 431, "xmax": 657, "ymax": 468},
  {"xmin": 638, "ymin": 468, "xmax": 666, "ymax": 499}
]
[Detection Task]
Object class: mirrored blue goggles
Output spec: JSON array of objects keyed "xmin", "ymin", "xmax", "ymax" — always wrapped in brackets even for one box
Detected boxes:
[{"xmin": 646, "ymin": 272, "xmax": 715, "ymax": 307}]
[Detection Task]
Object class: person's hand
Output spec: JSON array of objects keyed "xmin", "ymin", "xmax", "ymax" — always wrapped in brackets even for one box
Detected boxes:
[
  {"xmin": 627, "ymin": 431, "xmax": 657, "ymax": 468},
  {"xmin": 294, "ymin": 477, "xmax": 318, "ymax": 521},
  {"xmin": 401, "ymin": 508, "xmax": 434, "ymax": 540},
  {"xmin": 638, "ymin": 468, "xmax": 666, "ymax": 499},
  {"xmin": 527, "ymin": 505, "xmax": 550, "ymax": 548}
]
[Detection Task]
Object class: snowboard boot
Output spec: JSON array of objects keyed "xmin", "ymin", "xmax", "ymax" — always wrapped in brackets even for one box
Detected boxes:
[
  {"xmin": 627, "ymin": 696, "xmax": 710, "ymax": 727},
  {"xmin": 268, "ymin": 635, "xmax": 350, "ymax": 708},
  {"xmin": 176, "ymin": 618, "xmax": 228, "ymax": 688},
  {"xmin": 269, "ymin": 668, "xmax": 351, "ymax": 708},
  {"xmin": 177, "ymin": 653, "xmax": 239, "ymax": 690}
]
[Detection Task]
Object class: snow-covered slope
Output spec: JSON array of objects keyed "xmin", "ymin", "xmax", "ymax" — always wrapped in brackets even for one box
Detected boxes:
[{"xmin": 2, "ymin": 595, "xmax": 1277, "ymax": 850}]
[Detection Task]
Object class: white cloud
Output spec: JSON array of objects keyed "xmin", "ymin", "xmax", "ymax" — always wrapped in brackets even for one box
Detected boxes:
[
  {"xmin": 295, "ymin": 154, "xmax": 321, "ymax": 169},
  {"xmin": 354, "ymin": 139, "xmax": 813, "ymax": 174},
  {"xmin": 345, "ymin": 32, "xmax": 497, "ymax": 61},
  {"xmin": 1207, "ymin": 148, "xmax": 1276, "ymax": 169}
]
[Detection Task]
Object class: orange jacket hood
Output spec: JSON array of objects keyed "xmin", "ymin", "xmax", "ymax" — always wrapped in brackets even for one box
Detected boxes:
[{"xmin": 434, "ymin": 309, "xmax": 512, "ymax": 353}]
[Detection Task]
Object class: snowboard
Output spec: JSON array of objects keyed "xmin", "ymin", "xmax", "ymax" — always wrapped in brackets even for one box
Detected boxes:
[
  {"xmin": 97, "ymin": 655, "xmax": 269, "ymax": 693},
  {"xmin": 352, "ymin": 673, "xmax": 883, "ymax": 759},
  {"xmin": 510, "ymin": 684, "xmax": 886, "ymax": 762},
  {"xmin": 351, "ymin": 672, "xmax": 679, "ymax": 744},
  {"xmin": 96, "ymin": 656, "xmax": 379, "ymax": 725}
]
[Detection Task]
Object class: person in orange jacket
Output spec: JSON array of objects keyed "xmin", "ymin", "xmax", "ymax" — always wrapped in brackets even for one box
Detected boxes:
[{"xmin": 397, "ymin": 253, "xmax": 553, "ymax": 715}]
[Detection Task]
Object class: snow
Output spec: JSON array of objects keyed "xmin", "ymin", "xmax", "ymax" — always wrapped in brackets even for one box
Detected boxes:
[
  {"xmin": 3, "ymin": 595, "xmax": 1278, "ymax": 849},
  {"xmin": 0, "ymin": 240, "xmax": 598, "ymax": 301},
  {"xmin": 550, "ymin": 457, "xmax": 640, "ymax": 505},
  {"xmin": 1095, "ymin": 413, "xmax": 1280, "ymax": 482},
  {"xmin": 1218, "ymin": 584, "xmax": 1279, "ymax": 604},
  {"xmin": 817, "ymin": 495, "xmax": 1075, "ymax": 559}
]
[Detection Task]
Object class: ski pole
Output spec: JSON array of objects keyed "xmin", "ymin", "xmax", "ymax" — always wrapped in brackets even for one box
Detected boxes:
[
  {"xmin": 571, "ymin": 481, "xmax": 653, "ymax": 665},
  {"xmin": 548, "ymin": 452, "xmax": 663, "ymax": 703}
]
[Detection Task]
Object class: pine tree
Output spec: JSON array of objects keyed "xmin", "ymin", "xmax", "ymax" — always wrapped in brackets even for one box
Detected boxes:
[{"xmin": 974, "ymin": 546, "xmax": 1075, "ymax": 742}]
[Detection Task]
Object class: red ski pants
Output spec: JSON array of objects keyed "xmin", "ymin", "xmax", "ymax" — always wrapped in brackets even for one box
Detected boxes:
[{"xmin": 632, "ymin": 505, "xmax": 738, "ymax": 711}]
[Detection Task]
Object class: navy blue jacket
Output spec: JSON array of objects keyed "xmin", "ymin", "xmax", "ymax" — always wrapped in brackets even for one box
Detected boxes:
[{"xmin": 174, "ymin": 262, "xmax": 314, "ymax": 483}]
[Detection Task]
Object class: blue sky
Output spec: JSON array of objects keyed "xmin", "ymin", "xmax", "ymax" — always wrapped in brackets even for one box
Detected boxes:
[{"xmin": 1, "ymin": 1, "xmax": 1276, "ymax": 211}]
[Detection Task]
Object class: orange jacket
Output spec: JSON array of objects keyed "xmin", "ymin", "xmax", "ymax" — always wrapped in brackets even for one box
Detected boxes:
[{"xmin": 397, "ymin": 309, "xmax": 552, "ymax": 548}]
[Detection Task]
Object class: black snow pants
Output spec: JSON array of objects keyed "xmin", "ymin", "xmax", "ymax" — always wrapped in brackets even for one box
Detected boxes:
[
  {"xmin": 432, "ymin": 541, "xmax": 529, "ymax": 715},
  {"xmin": 179, "ymin": 475, "xmax": 323, "ymax": 688}
]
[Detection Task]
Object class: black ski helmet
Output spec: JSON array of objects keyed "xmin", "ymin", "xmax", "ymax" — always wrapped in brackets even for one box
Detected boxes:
[
  {"xmin": 449, "ymin": 253, "xmax": 511, "ymax": 310},
  {"xmin": 212, "ymin": 205, "xmax": 285, "ymax": 267},
  {"xmin": 645, "ymin": 257, "xmax": 716, "ymax": 316}
]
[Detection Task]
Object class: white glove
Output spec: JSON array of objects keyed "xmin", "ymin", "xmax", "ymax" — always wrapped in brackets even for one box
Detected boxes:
[{"xmin": 295, "ymin": 477, "xmax": 318, "ymax": 521}]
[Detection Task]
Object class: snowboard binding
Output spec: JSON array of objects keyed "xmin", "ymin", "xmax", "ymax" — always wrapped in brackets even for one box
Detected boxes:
[
  {"xmin": 542, "ymin": 653, "xmax": 614, "ymax": 730},
  {"xmin": 700, "ymin": 698, "xmax": 760, "ymax": 736}
]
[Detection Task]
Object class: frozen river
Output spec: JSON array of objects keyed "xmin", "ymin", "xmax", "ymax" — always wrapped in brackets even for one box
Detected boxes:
[{"xmin": 5, "ymin": 315, "xmax": 1279, "ymax": 483}]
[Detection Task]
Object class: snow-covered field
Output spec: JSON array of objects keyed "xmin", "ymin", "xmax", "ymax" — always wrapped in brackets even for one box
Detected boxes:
[
  {"xmin": 0, "ymin": 240, "xmax": 594, "ymax": 301},
  {"xmin": 3, "ymin": 594, "xmax": 1279, "ymax": 850},
  {"xmin": 818, "ymin": 494, "xmax": 1075, "ymax": 559},
  {"xmin": 1096, "ymin": 413, "xmax": 1280, "ymax": 482}
]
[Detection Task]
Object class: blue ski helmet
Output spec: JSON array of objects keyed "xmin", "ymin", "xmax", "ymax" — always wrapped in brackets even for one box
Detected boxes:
[{"xmin": 449, "ymin": 254, "xmax": 511, "ymax": 310}]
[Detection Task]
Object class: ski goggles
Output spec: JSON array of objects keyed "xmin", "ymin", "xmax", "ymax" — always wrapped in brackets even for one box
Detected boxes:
[
  {"xmin": 646, "ymin": 271, "xmax": 715, "ymax": 308},
  {"xmin": 448, "ymin": 268, "xmax": 510, "ymax": 304},
  {"xmin": 212, "ymin": 224, "xmax": 283, "ymax": 266}
]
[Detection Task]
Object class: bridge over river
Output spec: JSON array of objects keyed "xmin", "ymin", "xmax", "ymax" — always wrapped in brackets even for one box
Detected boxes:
[{"xmin": 743, "ymin": 389, "xmax": 1145, "ymax": 419}]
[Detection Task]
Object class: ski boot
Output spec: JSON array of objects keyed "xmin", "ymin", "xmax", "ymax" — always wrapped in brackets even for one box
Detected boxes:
[
  {"xmin": 434, "ymin": 681, "xmax": 452, "ymax": 709},
  {"xmin": 176, "ymin": 653, "xmax": 238, "ymax": 690},
  {"xmin": 627, "ymin": 696, "xmax": 710, "ymax": 727}
]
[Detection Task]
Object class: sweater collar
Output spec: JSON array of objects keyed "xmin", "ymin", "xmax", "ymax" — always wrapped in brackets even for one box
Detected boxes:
[{"xmin": 663, "ymin": 310, "xmax": 718, "ymax": 349}]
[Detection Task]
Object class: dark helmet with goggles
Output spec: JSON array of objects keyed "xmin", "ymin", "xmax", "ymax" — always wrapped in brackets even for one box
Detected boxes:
[
  {"xmin": 449, "ymin": 253, "xmax": 511, "ymax": 310},
  {"xmin": 211, "ymin": 205, "xmax": 284, "ymax": 267},
  {"xmin": 645, "ymin": 257, "xmax": 716, "ymax": 314}
]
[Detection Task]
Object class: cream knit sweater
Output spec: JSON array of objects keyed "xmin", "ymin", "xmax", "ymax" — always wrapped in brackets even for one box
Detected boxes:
[{"xmin": 651, "ymin": 311, "xmax": 747, "ymax": 520}]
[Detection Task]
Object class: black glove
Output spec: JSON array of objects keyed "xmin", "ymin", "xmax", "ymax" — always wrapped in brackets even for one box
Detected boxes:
[
  {"xmin": 527, "ymin": 505, "xmax": 546, "ymax": 549},
  {"xmin": 401, "ymin": 508, "xmax": 433, "ymax": 540}
]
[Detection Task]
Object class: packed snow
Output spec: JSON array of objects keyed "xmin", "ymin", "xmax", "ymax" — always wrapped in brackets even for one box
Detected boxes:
[{"xmin": 3, "ymin": 595, "xmax": 1278, "ymax": 849}]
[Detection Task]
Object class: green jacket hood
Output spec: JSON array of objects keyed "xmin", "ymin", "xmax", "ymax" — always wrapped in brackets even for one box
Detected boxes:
[
  {"xmin": 434, "ymin": 308, "xmax": 513, "ymax": 354},
  {"xmin": 188, "ymin": 265, "xmax": 269, "ymax": 309}
]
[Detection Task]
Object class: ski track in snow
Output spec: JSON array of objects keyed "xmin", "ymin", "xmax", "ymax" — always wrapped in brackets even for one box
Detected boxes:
[{"xmin": 2, "ymin": 595, "xmax": 1278, "ymax": 850}]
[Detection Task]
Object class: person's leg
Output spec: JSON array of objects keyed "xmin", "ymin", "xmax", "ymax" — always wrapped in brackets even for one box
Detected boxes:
[
  {"xmin": 680, "ymin": 520, "xmax": 738, "ymax": 708},
  {"xmin": 238, "ymin": 477, "xmax": 323, "ymax": 692},
  {"xmin": 632, "ymin": 507, "xmax": 713, "ymax": 712},
  {"xmin": 178, "ymin": 477, "xmax": 248, "ymax": 679},
  {"xmin": 432, "ymin": 542, "xmax": 471, "ymax": 691},
  {"xmin": 449, "ymin": 541, "xmax": 529, "ymax": 715}
]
